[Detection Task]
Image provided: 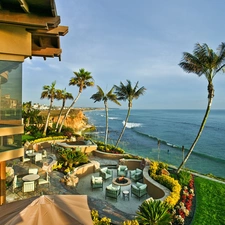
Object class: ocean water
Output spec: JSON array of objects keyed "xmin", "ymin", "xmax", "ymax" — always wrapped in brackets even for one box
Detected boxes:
[{"xmin": 84, "ymin": 109, "xmax": 225, "ymax": 179}]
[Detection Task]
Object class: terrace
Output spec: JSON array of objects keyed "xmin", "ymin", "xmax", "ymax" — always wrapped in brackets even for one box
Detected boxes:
[{"xmin": 6, "ymin": 145, "xmax": 169, "ymax": 224}]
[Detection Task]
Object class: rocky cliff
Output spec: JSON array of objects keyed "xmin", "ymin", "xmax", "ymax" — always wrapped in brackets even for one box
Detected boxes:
[{"xmin": 51, "ymin": 109, "xmax": 88, "ymax": 132}]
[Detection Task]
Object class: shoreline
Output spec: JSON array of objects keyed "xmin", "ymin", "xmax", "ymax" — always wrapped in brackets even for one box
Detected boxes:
[{"xmin": 83, "ymin": 109, "xmax": 225, "ymax": 180}]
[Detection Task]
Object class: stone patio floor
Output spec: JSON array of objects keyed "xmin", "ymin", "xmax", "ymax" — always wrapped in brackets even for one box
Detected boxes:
[{"xmin": 6, "ymin": 151, "xmax": 150, "ymax": 224}]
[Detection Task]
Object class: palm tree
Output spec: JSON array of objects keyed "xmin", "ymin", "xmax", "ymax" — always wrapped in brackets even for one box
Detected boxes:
[
  {"xmin": 177, "ymin": 43, "xmax": 225, "ymax": 173},
  {"xmin": 114, "ymin": 80, "xmax": 146, "ymax": 148},
  {"xmin": 22, "ymin": 101, "xmax": 32, "ymax": 127},
  {"xmin": 136, "ymin": 199, "xmax": 172, "ymax": 225},
  {"xmin": 55, "ymin": 88, "xmax": 73, "ymax": 131},
  {"xmin": 58, "ymin": 68, "xmax": 94, "ymax": 133},
  {"xmin": 90, "ymin": 85, "xmax": 121, "ymax": 145},
  {"xmin": 40, "ymin": 81, "xmax": 57, "ymax": 136}
]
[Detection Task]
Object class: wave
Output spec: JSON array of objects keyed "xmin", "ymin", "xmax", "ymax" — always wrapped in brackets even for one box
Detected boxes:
[
  {"xmin": 108, "ymin": 117, "xmax": 119, "ymax": 120},
  {"xmin": 133, "ymin": 129, "xmax": 225, "ymax": 164},
  {"xmin": 122, "ymin": 121, "xmax": 142, "ymax": 128}
]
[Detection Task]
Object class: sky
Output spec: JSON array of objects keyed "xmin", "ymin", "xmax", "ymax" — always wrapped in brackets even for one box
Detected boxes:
[{"xmin": 22, "ymin": 0, "xmax": 225, "ymax": 109}]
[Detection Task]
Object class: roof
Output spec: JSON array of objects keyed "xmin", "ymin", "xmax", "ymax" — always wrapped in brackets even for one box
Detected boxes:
[
  {"xmin": 0, "ymin": 0, "xmax": 68, "ymax": 60},
  {"xmin": 0, "ymin": 0, "xmax": 57, "ymax": 17}
]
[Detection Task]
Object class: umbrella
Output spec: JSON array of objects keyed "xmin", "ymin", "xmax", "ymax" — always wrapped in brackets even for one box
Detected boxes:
[{"xmin": 0, "ymin": 195, "xmax": 93, "ymax": 225}]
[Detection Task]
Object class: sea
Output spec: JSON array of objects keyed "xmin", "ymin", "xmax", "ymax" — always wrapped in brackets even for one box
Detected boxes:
[{"xmin": 84, "ymin": 109, "xmax": 225, "ymax": 179}]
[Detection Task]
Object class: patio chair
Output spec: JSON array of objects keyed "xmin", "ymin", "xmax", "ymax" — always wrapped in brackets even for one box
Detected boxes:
[
  {"xmin": 29, "ymin": 168, "xmax": 38, "ymax": 174},
  {"xmin": 42, "ymin": 149, "xmax": 47, "ymax": 158},
  {"xmin": 131, "ymin": 182, "xmax": 147, "ymax": 200},
  {"xmin": 12, "ymin": 175, "xmax": 23, "ymax": 193},
  {"xmin": 22, "ymin": 156, "xmax": 31, "ymax": 165},
  {"xmin": 91, "ymin": 176, "xmax": 103, "ymax": 191},
  {"xmin": 25, "ymin": 149, "xmax": 34, "ymax": 155},
  {"xmin": 130, "ymin": 168, "xmax": 143, "ymax": 181},
  {"xmin": 23, "ymin": 181, "xmax": 35, "ymax": 195},
  {"xmin": 117, "ymin": 165, "xmax": 128, "ymax": 177},
  {"xmin": 99, "ymin": 167, "xmax": 113, "ymax": 180},
  {"xmin": 105, "ymin": 184, "xmax": 121, "ymax": 201},
  {"xmin": 34, "ymin": 153, "xmax": 42, "ymax": 164},
  {"xmin": 38, "ymin": 172, "xmax": 50, "ymax": 187}
]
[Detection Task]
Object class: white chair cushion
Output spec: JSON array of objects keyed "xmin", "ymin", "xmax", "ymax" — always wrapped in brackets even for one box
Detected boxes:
[
  {"xmin": 131, "ymin": 184, "xmax": 139, "ymax": 190},
  {"xmin": 91, "ymin": 176, "xmax": 95, "ymax": 184},
  {"xmin": 139, "ymin": 184, "xmax": 147, "ymax": 190}
]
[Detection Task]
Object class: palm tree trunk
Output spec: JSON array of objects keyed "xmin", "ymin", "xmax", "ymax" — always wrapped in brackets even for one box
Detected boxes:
[
  {"xmin": 58, "ymin": 92, "xmax": 81, "ymax": 133},
  {"xmin": 55, "ymin": 100, "xmax": 65, "ymax": 131},
  {"xmin": 176, "ymin": 96, "xmax": 213, "ymax": 173},
  {"xmin": 43, "ymin": 100, "xmax": 53, "ymax": 136},
  {"xmin": 115, "ymin": 106, "xmax": 131, "ymax": 148},
  {"xmin": 104, "ymin": 101, "xmax": 108, "ymax": 145}
]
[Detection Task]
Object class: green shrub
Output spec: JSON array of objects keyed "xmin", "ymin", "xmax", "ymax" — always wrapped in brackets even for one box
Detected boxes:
[
  {"xmin": 149, "ymin": 161, "xmax": 181, "ymax": 207},
  {"xmin": 122, "ymin": 220, "xmax": 139, "ymax": 225},
  {"xmin": 95, "ymin": 141, "xmax": 125, "ymax": 154},
  {"xmin": 177, "ymin": 171, "xmax": 191, "ymax": 186},
  {"xmin": 31, "ymin": 136, "xmax": 67, "ymax": 144},
  {"xmin": 22, "ymin": 135, "xmax": 35, "ymax": 143}
]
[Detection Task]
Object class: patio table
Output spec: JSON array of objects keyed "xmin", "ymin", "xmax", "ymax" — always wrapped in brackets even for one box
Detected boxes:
[{"xmin": 22, "ymin": 174, "xmax": 40, "ymax": 182}]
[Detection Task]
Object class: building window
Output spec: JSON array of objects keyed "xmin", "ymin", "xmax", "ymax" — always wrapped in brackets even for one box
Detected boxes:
[{"xmin": 0, "ymin": 60, "xmax": 22, "ymax": 152}]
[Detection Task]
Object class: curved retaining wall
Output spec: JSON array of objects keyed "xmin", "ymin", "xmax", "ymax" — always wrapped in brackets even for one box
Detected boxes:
[
  {"xmin": 56, "ymin": 141, "xmax": 97, "ymax": 154},
  {"xmin": 93, "ymin": 150, "xmax": 127, "ymax": 160},
  {"xmin": 143, "ymin": 166, "xmax": 170, "ymax": 201},
  {"xmin": 28, "ymin": 140, "xmax": 65, "ymax": 151},
  {"xmin": 74, "ymin": 161, "xmax": 100, "ymax": 179},
  {"xmin": 121, "ymin": 159, "xmax": 142, "ymax": 170}
]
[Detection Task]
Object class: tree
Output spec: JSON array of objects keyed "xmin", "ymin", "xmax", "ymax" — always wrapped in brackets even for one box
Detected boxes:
[
  {"xmin": 136, "ymin": 199, "xmax": 172, "ymax": 225},
  {"xmin": 40, "ymin": 81, "xmax": 57, "ymax": 136},
  {"xmin": 114, "ymin": 80, "xmax": 146, "ymax": 147},
  {"xmin": 22, "ymin": 101, "xmax": 32, "ymax": 127},
  {"xmin": 22, "ymin": 101, "xmax": 42, "ymax": 134},
  {"xmin": 58, "ymin": 68, "xmax": 94, "ymax": 133},
  {"xmin": 90, "ymin": 85, "xmax": 121, "ymax": 145},
  {"xmin": 177, "ymin": 43, "xmax": 225, "ymax": 173},
  {"xmin": 55, "ymin": 88, "xmax": 73, "ymax": 131}
]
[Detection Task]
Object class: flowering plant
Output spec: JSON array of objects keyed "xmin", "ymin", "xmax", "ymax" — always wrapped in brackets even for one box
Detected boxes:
[{"xmin": 171, "ymin": 174, "xmax": 195, "ymax": 225}]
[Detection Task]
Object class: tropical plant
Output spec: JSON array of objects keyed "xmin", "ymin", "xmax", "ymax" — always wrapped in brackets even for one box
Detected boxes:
[
  {"xmin": 114, "ymin": 80, "xmax": 146, "ymax": 147},
  {"xmin": 55, "ymin": 88, "xmax": 73, "ymax": 131},
  {"xmin": 136, "ymin": 199, "xmax": 172, "ymax": 225},
  {"xmin": 58, "ymin": 148, "xmax": 88, "ymax": 169},
  {"xmin": 177, "ymin": 43, "xmax": 225, "ymax": 173},
  {"xmin": 40, "ymin": 81, "xmax": 58, "ymax": 136},
  {"xmin": 90, "ymin": 85, "xmax": 121, "ymax": 145},
  {"xmin": 58, "ymin": 68, "xmax": 94, "ymax": 132}
]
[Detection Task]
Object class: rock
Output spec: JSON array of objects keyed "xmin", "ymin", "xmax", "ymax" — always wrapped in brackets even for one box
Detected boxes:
[{"xmin": 51, "ymin": 110, "xmax": 87, "ymax": 132}]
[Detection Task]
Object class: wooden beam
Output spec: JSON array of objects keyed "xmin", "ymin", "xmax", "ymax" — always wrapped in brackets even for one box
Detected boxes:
[
  {"xmin": 0, "ymin": 11, "xmax": 60, "ymax": 29},
  {"xmin": 18, "ymin": 0, "xmax": 30, "ymax": 13},
  {"xmin": 27, "ymin": 26, "xmax": 69, "ymax": 36}
]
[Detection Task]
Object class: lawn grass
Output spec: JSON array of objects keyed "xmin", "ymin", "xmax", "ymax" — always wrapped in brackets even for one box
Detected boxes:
[
  {"xmin": 192, "ymin": 176, "xmax": 225, "ymax": 225},
  {"xmin": 22, "ymin": 134, "xmax": 35, "ymax": 142}
]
